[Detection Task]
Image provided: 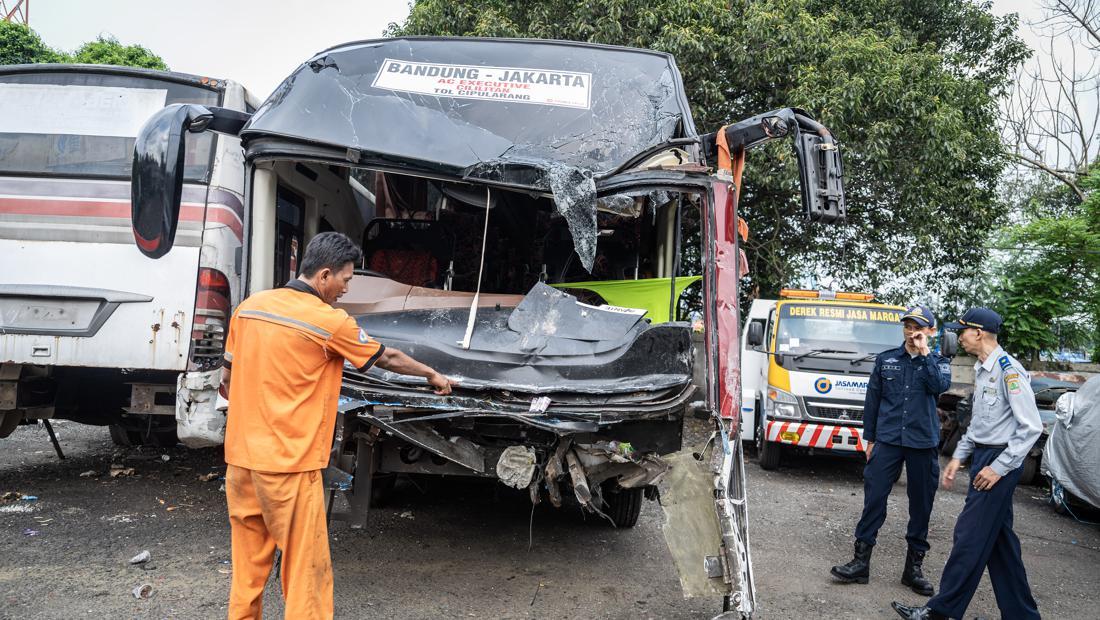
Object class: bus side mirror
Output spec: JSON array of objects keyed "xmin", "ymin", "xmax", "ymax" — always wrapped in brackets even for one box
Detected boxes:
[
  {"xmin": 792, "ymin": 129, "xmax": 845, "ymax": 224},
  {"xmin": 131, "ymin": 104, "xmax": 213, "ymax": 258},
  {"xmin": 941, "ymin": 331, "xmax": 958, "ymax": 357},
  {"xmin": 747, "ymin": 322, "xmax": 764, "ymax": 347}
]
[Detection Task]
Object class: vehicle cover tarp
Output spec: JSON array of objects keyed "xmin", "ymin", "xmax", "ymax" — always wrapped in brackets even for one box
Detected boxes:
[
  {"xmin": 242, "ymin": 37, "xmax": 697, "ymax": 271},
  {"xmin": 1042, "ymin": 375, "xmax": 1100, "ymax": 508}
]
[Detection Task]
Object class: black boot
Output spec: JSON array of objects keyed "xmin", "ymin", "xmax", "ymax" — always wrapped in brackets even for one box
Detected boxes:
[
  {"xmin": 891, "ymin": 601, "xmax": 947, "ymax": 620},
  {"xmin": 830, "ymin": 540, "xmax": 872, "ymax": 583},
  {"xmin": 901, "ymin": 548, "xmax": 935, "ymax": 595}
]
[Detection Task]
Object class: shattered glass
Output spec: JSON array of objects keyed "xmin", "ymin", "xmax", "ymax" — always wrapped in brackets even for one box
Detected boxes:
[
  {"xmin": 244, "ymin": 37, "xmax": 694, "ymax": 185},
  {"xmin": 244, "ymin": 38, "xmax": 695, "ymax": 272}
]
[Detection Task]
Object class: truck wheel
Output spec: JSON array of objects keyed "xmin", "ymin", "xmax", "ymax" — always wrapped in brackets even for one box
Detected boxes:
[
  {"xmin": 603, "ymin": 486, "xmax": 644, "ymax": 528},
  {"xmin": 1019, "ymin": 456, "xmax": 1039, "ymax": 486},
  {"xmin": 755, "ymin": 412, "xmax": 781, "ymax": 470},
  {"xmin": 758, "ymin": 438, "xmax": 781, "ymax": 470},
  {"xmin": 0, "ymin": 412, "xmax": 22, "ymax": 439}
]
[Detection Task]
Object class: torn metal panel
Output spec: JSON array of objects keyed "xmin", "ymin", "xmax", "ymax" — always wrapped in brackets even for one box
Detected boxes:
[
  {"xmin": 344, "ymin": 282, "xmax": 694, "ymax": 396},
  {"xmin": 358, "ymin": 408, "xmax": 487, "ymax": 474}
]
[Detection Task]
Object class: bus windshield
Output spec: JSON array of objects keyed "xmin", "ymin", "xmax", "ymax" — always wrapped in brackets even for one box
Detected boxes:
[
  {"xmin": 0, "ymin": 71, "xmax": 220, "ymax": 181},
  {"xmin": 773, "ymin": 303, "xmax": 903, "ymax": 356}
]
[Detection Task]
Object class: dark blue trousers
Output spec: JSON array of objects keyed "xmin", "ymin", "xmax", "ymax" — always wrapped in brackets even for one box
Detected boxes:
[
  {"xmin": 854, "ymin": 442, "xmax": 938, "ymax": 553},
  {"xmin": 927, "ymin": 446, "xmax": 1040, "ymax": 619}
]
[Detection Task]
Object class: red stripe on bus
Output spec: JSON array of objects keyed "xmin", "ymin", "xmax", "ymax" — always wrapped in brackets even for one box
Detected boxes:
[{"xmin": 0, "ymin": 197, "xmax": 242, "ymax": 240}]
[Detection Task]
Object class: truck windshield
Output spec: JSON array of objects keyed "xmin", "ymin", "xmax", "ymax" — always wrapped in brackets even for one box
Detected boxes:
[
  {"xmin": 0, "ymin": 71, "xmax": 220, "ymax": 181},
  {"xmin": 774, "ymin": 303, "xmax": 902, "ymax": 356}
]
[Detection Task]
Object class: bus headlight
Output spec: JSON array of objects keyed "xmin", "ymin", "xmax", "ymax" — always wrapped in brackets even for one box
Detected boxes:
[{"xmin": 767, "ymin": 387, "xmax": 802, "ymax": 419}]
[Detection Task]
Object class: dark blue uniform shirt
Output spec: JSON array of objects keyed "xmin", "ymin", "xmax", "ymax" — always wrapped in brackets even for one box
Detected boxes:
[{"xmin": 863, "ymin": 344, "xmax": 952, "ymax": 449}]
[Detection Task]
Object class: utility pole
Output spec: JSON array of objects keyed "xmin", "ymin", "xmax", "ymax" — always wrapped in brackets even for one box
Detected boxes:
[{"xmin": 2, "ymin": 0, "xmax": 30, "ymax": 25}]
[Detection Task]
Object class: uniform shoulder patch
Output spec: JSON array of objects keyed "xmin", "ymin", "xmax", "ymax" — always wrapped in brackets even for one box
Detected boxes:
[
  {"xmin": 939, "ymin": 363, "xmax": 951, "ymax": 374},
  {"xmin": 998, "ymin": 355, "xmax": 1012, "ymax": 372},
  {"xmin": 358, "ymin": 328, "xmax": 370, "ymax": 344}
]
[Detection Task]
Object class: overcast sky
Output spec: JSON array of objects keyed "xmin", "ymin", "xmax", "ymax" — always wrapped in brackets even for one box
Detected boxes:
[
  {"xmin": 32, "ymin": 0, "xmax": 413, "ymax": 97},
  {"xmin": 29, "ymin": 1, "xmax": 1061, "ymax": 101}
]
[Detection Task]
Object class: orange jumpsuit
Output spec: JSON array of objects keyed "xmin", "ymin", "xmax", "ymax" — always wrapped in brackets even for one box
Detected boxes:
[{"xmin": 222, "ymin": 281, "xmax": 384, "ymax": 619}]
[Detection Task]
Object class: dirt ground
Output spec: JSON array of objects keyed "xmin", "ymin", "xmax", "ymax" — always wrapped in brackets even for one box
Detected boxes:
[{"xmin": 1, "ymin": 418, "xmax": 1098, "ymax": 619}]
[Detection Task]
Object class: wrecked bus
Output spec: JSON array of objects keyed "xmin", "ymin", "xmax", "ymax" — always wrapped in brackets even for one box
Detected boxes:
[
  {"xmin": 128, "ymin": 38, "xmax": 846, "ymax": 616},
  {"xmin": 0, "ymin": 65, "xmax": 256, "ymax": 448}
]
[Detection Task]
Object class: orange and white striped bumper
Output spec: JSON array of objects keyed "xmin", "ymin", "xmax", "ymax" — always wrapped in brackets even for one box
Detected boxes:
[{"xmin": 765, "ymin": 420, "xmax": 865, "ymax": 452}]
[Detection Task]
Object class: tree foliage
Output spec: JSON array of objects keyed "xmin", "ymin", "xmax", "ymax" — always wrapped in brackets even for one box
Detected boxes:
[
  {"xmin": 389, "ymin": 0, "xmax": 1028, "ymax": 306},
  {"xmin": 0, "ymin": 20, "xmax": 62, "ymax": 64},
  {"xmin": 68, "ymin": 36, "xmax": 167, "ymax": 70},
  {"xmin": 996, "ymin": 167, "xmax": 1100, "ymax": 362},
  {"xmin": 0, "ymin": 24, "xmax": 167, "ymax": 70}
]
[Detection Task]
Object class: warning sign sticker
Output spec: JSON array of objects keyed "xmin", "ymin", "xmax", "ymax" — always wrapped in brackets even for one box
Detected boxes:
[{"xmin": 372, "ymin": 58, "xmax": 592, "ymax": 109}]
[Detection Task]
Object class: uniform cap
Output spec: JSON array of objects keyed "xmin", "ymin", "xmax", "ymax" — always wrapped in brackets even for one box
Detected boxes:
[
  {"xmin": 901, "ymin": 305, "xmax": 936, "ymax": 328},
  {"xmin": 945, "ymin": 307, "xmax": 1002, "ymax": 334}
]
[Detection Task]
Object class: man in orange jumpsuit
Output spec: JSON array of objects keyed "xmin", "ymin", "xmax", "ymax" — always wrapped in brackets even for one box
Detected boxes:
[{"xmin": 220, "ymin": 232, "xmax": 453, "ymax": 619}]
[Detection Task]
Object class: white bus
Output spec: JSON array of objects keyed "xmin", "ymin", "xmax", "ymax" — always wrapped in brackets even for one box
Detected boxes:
[{"xmin": 0, "ymin": 64, "xmax": 257, "ymax": 447}]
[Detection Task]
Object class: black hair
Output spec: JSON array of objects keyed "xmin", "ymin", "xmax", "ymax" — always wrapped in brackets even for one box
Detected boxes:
[{"xmin": 299, "ymin": 232, "xmax": 363, "ymax": 277}]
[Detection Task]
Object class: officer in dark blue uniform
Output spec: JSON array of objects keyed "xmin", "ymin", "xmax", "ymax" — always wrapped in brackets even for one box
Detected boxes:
[
  {"xmin": 893, "ymin": 308, "xmax": 1042, "ymax": 620},
  {"xmin": 831, "ymin": 305, "xmax": 951, "ymax": 594}
]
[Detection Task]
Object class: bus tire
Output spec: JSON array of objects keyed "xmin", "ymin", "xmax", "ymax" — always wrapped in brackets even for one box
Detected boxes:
[
  {"xmin": 603, "ymin": 486, "xmax": 644, "ymax": 528},
  {"xmin": 0, "ymin": 411, "xmax": 22, "ymax": 439}
]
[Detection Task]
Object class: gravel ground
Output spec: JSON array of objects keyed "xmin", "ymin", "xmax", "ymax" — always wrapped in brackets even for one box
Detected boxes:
[{"xmin": 1, "ymin": 418, "xmax": 1098, "ymax": 619}]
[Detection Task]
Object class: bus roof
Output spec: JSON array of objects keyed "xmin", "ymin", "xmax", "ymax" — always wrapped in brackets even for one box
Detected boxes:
[
  {"xmin": 0, "ymin": 63, "xmax": 234, "ymax": 93},
  {"xmin": 240, "ymin": 37, "xmax": 698, "ymax": 190}
]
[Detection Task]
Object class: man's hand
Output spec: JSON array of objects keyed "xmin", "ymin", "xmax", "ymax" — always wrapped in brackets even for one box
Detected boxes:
[
  {"xmin": 912, "ymin": 332, "xmax": 931, "ymax": 356},
  {"xmin": 428, "ymin": 371, "xmax": 455, "ymax": 395},
  {"xmin": 864, "ymin": 441, "xmax": 874, "ymax": 461},
  {"xmin": 972, "ymin": 466, "xmax": 1002, "ymax": 491},
  {"xmin": 942, "ymin": 458, "xmax": 961, "ymax": 490}
]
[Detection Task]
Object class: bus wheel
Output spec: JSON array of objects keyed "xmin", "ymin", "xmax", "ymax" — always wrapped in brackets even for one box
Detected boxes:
[
  {"xmin": 0, "ymin": 411, "xmax": 22, "ymax": 439},
  {"xmin": 602, "ymin": 486, "xmax": 644, "ymax": 528}
]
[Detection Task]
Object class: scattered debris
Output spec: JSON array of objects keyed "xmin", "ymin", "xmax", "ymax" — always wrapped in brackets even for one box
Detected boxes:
[
  {"xmin": 21, "ymin": 495, "xmax": 37, "ymax": 501},
  {"xmin": 497, "ymin": 445, "xmax": 538, "ymax": 489},
  {"xmin": 2, "ymin": 491, "xmax": 21, "ymax": 501},
  {"xmin": 160, "ymin": 455, "xmax": 170, "ymax": 462},
  {"xmin": 79, "ymin": 470, "xmax": 99, "ymax": 478},
  {"xmin": 217, "ymin": 568, "xmax": 231, "ymax": 575},
  {"xmin": 22, "ymin": 528, "xmax": 39, "ymax": 536},
  {"xmin": 399, "ymin": 511, "xmax": 414, "ymax": 520},
  {"xmin": 110, "ymin": 465, "xmax": 136, "ymax": 478},
  {"xmin": 0, "ymin": 504, "xmax": 34, "ymax": 514},
  {"xmin": 198, "ymin": 473, "xmax": 219, "ymax": 482},
  {"xmin": 131, "ymin": 583, "xmax": 153, "ymax": 599},
  {"xmin": 129, "ymin": 550, "xmax": 151, "ymax": 565}
]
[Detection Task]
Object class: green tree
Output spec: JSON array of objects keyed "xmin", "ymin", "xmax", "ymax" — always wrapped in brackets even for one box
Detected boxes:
[
  {"xmin": 0, "ymin": 20, "xmax": 62, "ymax": 64},
  {"xmin": 996, "ymin": 168, "xmax": 1100, "ymax": 363},
  {"xmin": 388, "ymin": 0, "xmax": 1028, "ymax": 306},
  {"xmin": 68, "ymin": 35, "xmax": 167, "ymax": 70}
]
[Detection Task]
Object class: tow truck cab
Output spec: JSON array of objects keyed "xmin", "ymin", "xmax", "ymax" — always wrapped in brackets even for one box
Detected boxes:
[{"xmin": 741, "ymin": 290, "xmax": 905, "ymax": 469}]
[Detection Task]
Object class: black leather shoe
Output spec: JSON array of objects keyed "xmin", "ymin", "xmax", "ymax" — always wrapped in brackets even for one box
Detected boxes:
[
  {"xmin": 901, "ymin": 548, "xmax": 935, "ymax": 596},
  {"xmin": 891, "ymin": 601, "xmax": 948, "ymax": 620},
  {"xmin": 830, "ymin": 539, "xmax": 872, "ymax": 583}
]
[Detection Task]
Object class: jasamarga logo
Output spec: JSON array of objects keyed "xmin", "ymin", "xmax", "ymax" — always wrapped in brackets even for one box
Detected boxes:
[{"xmin": 833, "ymin": 378, "xmax": 869, "ymax": 392}]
